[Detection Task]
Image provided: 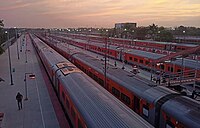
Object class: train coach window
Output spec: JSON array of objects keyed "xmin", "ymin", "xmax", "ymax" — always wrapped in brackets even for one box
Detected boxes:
[
  {"xmin": 112, "ymin": 87, "xmax": 120, "ymax": 98},
  {"xmin": 139, "ymin": 60, "xmax": 143, "ymax": 64},
  {"xmin": 177, "ymin": 69, "xmax": 181, "ymax": 73},
  {"xmin": 160, "ymin": 64, "xmax": 164, "ymax": 70},
  {"xmin": 134, "ymin": 58, "xmax": 138, "ymax": 62},
  {"xmin": 93, "ymin": 75, "xmax": 98, "ymax": 81},
  {"xmin": 168, "ymin": 67, "xmax": 170, "ymax": 72},
  {"xmin": 88, "ymin": 71, "xmax": 92, "ymax": 77},
  {"xmin": 98, "ymin": 78, "xmax": 104, "ymax": 86},
  {"xmin": 129, "ymin": 57, "xmax": 132, "ymax": 60},
  {"xmin": 121, "ymin": 93, "xmax": 130, "ymax": 105},
  {"xmin": 145, "ymin": 61, "xmax": 150, "ymax": 65}
]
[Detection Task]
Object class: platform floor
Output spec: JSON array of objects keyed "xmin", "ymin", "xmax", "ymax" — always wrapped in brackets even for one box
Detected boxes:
[{"xmin": 0, "ymin": 35, "xmax": 69, "ymax": 128}]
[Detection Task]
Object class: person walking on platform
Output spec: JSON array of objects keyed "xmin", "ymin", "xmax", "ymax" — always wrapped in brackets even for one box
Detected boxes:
[
  {"xmin": 156, "ymin": 75, "xmax": 161, "ymax": 84},
  {"xmin": 16, "ymin": 92, "xmax": 23, "ymax": 110}
]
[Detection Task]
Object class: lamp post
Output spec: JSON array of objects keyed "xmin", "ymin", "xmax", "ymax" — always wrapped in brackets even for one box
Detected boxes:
[
  {"xmin": 180, "ymin": 57, "xmax": 184, "ymax": 86},
  {"xmin": 14, "ymin": 27, "xmax": 20, "ymax": 59},
  {"xmin": 121, "ymin": 29, "xmax": 127, "ymax": 69},
  {"xmin": 158, "ymin": 31, "xmax": 161, "ymax": 41},
  {"xmin": 24, "ymin": 73, "xmax": 35, "ymax": 100},
  {"xmin": 104, "ymin": 37, "xmax": 108, "ymax": 88},
  {"xmin": 183, "ymin": 31, "xmax": 186, "ymax": 43},
  {"xmin": 131, "ymin": 30, "xmax": 135, "ymax": 45},
  {"xmin": 150, "ymin": 61, "xmax": 153, "ymax": 81},
  {"xmin": 25, "ymin": 35, "xmax": 28, "ymax": 63},
  {"xmin": 103, "ymin": 29, "xmax": 109, "ymax": 88},
  {"xmin": 20, "ymin": 33, "xmax": 22, "ymax": 52},
  {"xmin": 193, "ymin": 55, "xmax": 198, "ymax": 92},
  {"xmin": 5, "ymin": 31, "xmax": 14, "ymax": 85}
]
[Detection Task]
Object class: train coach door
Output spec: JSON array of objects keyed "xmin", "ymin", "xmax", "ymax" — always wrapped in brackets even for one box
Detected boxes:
[
  {"xmin": 133, "ymin": 96, "xmax": 140, "ymax": 114},
  {"xmin": 118, "ymin": 50, "xmax": 123, "ymax": 61}
]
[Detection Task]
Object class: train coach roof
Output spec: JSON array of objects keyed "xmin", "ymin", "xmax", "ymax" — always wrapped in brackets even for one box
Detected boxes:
[
  {"xmin": 34, "ymin": 40, "xmax": 67, "ymax": 66},
  {"xmin": 87, "ymin": 42, "xmax": 200, "ymax": 69},
  {"xmin": 174, "ymin": 43, "xmax": 198, "ymax": 47},
  {"xmin": 60, "ymin": 73, "xmax": 153, "ymax": 128},
  {"xmin": 135, "ymin": 39, "xmax": 177, "ymax": 45},
  {"xmin": 83, "ymin": 41, "xmax": 165, "ymax": 60},
  {"xmin": 161, "ymin": 96, "xmax": 200, "ymax": 128},
  {"xmin": 172, "ymin": 58, "xmax": 200, "ymax": 69},
  {"xmin": 141, "ymin": 86, "xmax": 178, "ymax": 104},
  {"xmin": 126, "ymin": 49, "xmax": 164, "ymax": 59},
  {"xmin": 72, "ymin": 53, "xmax": 156, "ymax": 97},
  {"xmin": 60, "ymin": 36, "xmax": 200, "ymax": 70}
]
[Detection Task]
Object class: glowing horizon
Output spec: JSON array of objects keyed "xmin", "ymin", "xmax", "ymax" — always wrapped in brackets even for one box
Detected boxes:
[{"xmin": 0, "ymin": 0, "xmax": 200, "ymax": 28}]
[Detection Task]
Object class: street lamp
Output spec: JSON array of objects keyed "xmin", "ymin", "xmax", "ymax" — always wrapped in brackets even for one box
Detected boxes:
[
  {"xmin": 179, "ymin": 56, "xmax": 186, "ymax": 86},
  {"xmin": 121, "ymin": 29, "xmax": 127, "ymax": 69},
  {"xmin": 193, "ymin": 55, "xmax": 199, "ymax": 92},
  {"xmin": 20, "ymin": 33, "xmax": 22, "ymax": 52},
  {"xmin": 5, "ymin": 31, "xmax": 14, "ymax": 85},
  {"xmin": 183, "ymin": 31, "xmax": 186, "ymax": 43},
  {"xmin": 25, "ymin": 35, "xmax": 28, "ymax": 63},
  {"xmin": 131, "ymin": 30, "xmax": 135, "ymax": 45},
  {"xmin": 103, "ymin": 30, "xmax": 109, "ymax": 89},
  {"xmin": 24, "ymin": 73, "xmax": 35, "ymax": 100},
  {"xmin": 14, "ymin": 27, "xmax": 19, "ymax": 59},
  {"xmin": 158, "ymin": 31, "xmax": 161, "ymax": 41}
]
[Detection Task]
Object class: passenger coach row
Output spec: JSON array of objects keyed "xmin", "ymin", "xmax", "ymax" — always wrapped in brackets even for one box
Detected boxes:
[
  {"xmin": 47, "ymin": 34, "xmax": 200, "ymax": 78},
  {"xmin": 61, "ymin": 32, "xmax": 198, "ymax": 52},
  {"xmin": 30, "ymin": 34, "xmax": 153, "ymax": 128},
  {"xmin": 37, "ymin": 34, "xmax": 200, "ymax": 128}
]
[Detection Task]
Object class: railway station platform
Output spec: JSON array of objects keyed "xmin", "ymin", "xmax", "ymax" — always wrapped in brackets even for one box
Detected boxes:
[{"xmin": 0, "ymin": 35, "xmax": 69, "ymax": 128}]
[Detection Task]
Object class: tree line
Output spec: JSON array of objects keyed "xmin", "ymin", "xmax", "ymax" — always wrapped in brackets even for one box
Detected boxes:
[
  {"xmin": 0, "ymin": 20, "xmax": 16, "ymax": 54},
  {"xmin": 108, "ymin": 24, "xmax": 200, "ymax": 42}
]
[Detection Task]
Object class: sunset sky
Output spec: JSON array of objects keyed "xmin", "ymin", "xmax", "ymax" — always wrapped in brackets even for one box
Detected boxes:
[{"xmin": 0, "ymin": 0, "xmax": 200, "ymax": 28}]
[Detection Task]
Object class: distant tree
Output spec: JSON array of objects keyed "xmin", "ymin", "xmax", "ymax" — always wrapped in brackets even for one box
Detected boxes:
[
  {"xmin": 172, "ymin": 26, "xmax": 200, "ymax": 36},
  {"xmin": 148, "ymin": 23, "xmax": 159, "ymax": 40},
  {"xmin": 135, "ymin": 27, "xmax": 148, "ymax": 40},
  {"xmin": 157, "ymin": 30, "xmax": 173, "ymax": 42},
  {"xmin": 0, "ymin": 19, "xmax": 5, "ymax": 54},
  {"xmin": 0, "ymin": 20, "xmax": 4, "ymax": 28}
]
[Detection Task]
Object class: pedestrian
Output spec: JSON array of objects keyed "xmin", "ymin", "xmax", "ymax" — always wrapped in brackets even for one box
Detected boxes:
[
  {"xmin": 156, "ymin": 75, "xmax": 161, "ymax": 84},
  {"xmin": 16, "ymin": 92, "xmax": 23, "ymax": 110},
  {"xmin": 114, "ymin": 61, "xmax": 117, "ymax": 67}
]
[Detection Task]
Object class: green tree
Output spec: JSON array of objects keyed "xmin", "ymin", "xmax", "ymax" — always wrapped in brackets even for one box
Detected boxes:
[
  {"xmin": 157, "ymin": 30, "xmax": 173, "ymax": 42},
  {"xmin": 148, "ymin": 23, "xmax": 158, "ymax": 40},
  {"xmin": 0, "ymin": 20, "xmax": 4, "ymax": 28},
  {"xmin": 135, "ymin": 27, "xmax": 148, "ymax": 40}
]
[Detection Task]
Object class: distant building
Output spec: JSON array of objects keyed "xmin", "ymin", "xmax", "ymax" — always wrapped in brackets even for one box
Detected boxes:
[{"xmin": 115, "ymin": 23, "xmax": 137, "ymax": 30}]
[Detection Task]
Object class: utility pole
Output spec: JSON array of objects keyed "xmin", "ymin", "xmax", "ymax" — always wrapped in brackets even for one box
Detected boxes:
[
  {"xmin": 14, "ymin": 27, "xmax": 20, "ymax": 59},
  {"xmin": 5, "ymin": 31, "xmax": 14, "ymax": 85},
  {"xmin": 104, "ymin": 37, "xmax": 108, "ymax": 88}
]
